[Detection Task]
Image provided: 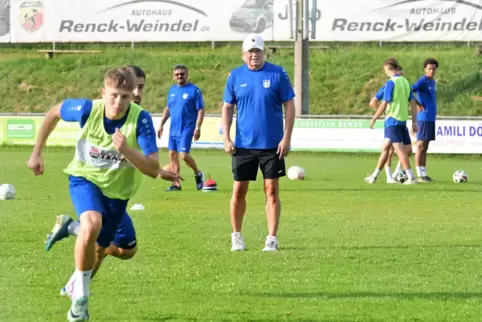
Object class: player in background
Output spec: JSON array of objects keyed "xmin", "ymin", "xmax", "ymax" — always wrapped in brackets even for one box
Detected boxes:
[
  {"xmin": 28, "ymin": 67, "xmax": 160, "ymax": 321},
  {"xmin": 365, "ymin": 58, "xmax": 418, "ymax": 185},
  {"xmin": 157, "ymin": 64, "xmax": 205, "ymax": 191},
  {"xmin": 411, "ymin": 58, "xmax": 438, "ymax": 182},
  {"xmin": 43, "ymin": 66, "xmax": 181, "ymax": 299},
  {"xmin": 369, "ymin": 66, "xmax": 413, "ymax": 183}
]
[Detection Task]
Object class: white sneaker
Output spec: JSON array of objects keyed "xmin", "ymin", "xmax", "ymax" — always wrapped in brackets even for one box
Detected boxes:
[
  {"xmin": 262, "ymin": 236, "xmax": 279, "ymax": 252},
  {"xmin": 365, "ymin": 176, "xmax": 376, "ymax": 184},
  {"xmin": 404, "ymin": 178, "xmax": 418, "ymax": 185},
  {"xmin": 386, "ymin": 178, "xmax": 400, "ymax": 184},
  {"xmin": 231, "ymin": 232, "xmax": 245, "ymax": 251},
  {"xmin": 67, "ymin": 296, "xmax": 89, "ymax": 321}
]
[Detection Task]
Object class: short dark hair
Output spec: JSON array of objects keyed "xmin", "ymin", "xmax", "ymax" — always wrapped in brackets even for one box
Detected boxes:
[
  {"xmin": 383, "ymin": 58, "xmax": 400, "ymax": 70},
  {"xmin": 424, "ymin": 58, "xmax": 439, "ymax": 68},
  {"xmin": 173, "ymin": 64, "xmax": 188, "ymax": 72},
  {"xmin": 104, "ymin": 67, "xmax": 136, "ymax": 91},
  {"xmin": 127, "ymin": 65, "xmax": 146, "ymax": 79}
]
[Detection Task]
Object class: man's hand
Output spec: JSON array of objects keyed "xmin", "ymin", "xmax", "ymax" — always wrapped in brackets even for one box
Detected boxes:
[
  {"xmin": 157, "ymin": 126, "xmax": 163, "ymax": 139},
  {"xmin": 223, "ymin": 138, "xmax": 235, "ymax": 155},
  {"xmin": 412, "ymin": 122, "xmax": 418, "ymax": 134},
  {"xmin": 28, "ymin": 154, "xmax": 44, "ymax": 176},
  {"xmin": 113, "ymin": 128, "xmax": 128, "ymax": 153},
  {"xmin": 158, "ymin": 169, "xmax": 184, "ymax": 182},
  {"xmin": 193, "ymin": 128, "xmax": 201, "ymax": 141},
  {"xmin": 369, "ymin": 118, "xmax": 376, "ymax": 129},
  {"xmin": 277, "ymin": 137, "xmax": 290, "ymax": 159}
]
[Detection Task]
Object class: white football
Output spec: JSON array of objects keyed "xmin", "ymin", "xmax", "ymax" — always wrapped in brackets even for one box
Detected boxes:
[
  {"xmin": 453, "ymin": 170, "xmax": 468, "ymax": 183},
  {"xmin": 0, "ymin": 184, "xmax": 16, "ymax": 200},
  {"xmin": 287, "ymin": 166, "xmax": 305, "ymax": 180}
]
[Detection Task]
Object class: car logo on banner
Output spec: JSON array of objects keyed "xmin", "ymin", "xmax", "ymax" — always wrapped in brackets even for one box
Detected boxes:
[{"xmin": 18, "ymin": 1, "xmax": 43, "ymax": 33}]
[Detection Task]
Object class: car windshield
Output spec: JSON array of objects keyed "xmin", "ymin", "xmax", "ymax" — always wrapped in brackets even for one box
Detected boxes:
[{"xmin": 241, "ymin": 0, "xmax": 264, "ymax": 9}]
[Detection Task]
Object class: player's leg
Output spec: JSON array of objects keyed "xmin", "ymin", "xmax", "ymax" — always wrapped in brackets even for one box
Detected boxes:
[
  {"xmin": 179, "ymin": 135, "xmax": 204, "ymax": 190},
  {"xmin": 63, "ymin": 177, "xmax": 107, "ymax": 321},
  {"xmin": 365, "ymin": 129, "xmax": 393, "ymax": 184},
  {"xmin": 259, "ymin": 149, "xmax": 286, "ymax": 251},
  {"xmin": 106, "ymin": 212, "xmax": 137, "ymax": 260},
  {"xmin": 415, "ymin": 121, "xmax": 434, "ymax": 182},
  {"xmin": 393, "ymin": 126, "xmax": 417, "ymax": 184},
  {"xmin": 385, "ymin": 146, "xmax": 396, "ymax": 183},
  {"xmin": 230, "ymin": 148, "xmax": 258, "ymax": 251},
  {"xmin": 166, "ymin": 136, "xmax": 181, "ymax": 191}
]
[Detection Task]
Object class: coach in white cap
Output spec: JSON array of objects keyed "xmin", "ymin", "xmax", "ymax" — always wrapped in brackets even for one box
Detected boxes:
[{"xmin": 221, "ymin": 34, "xmax": 296, "ymax": 252}]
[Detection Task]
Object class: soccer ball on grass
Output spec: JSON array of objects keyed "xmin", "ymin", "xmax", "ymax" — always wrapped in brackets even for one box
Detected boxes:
[
  {"xmin": 453, "ymin": 170, "xmax": 468, "ymax": 183},
  {"xmin": 287, "ymin": 166, "xmax": 305, "ymax": 180},
  {"xmin": 393, "ymin": 171, "xmax": 408, "ymax": 183},
  {"xmin": 0, "ymin": 184, "xmax": 16, "ymax": 200}
]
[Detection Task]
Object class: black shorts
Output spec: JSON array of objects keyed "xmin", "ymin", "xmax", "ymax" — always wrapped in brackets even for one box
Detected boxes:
[{"xmin": 232, "ymin": 148, "xmax": 286, "ymax": 181}]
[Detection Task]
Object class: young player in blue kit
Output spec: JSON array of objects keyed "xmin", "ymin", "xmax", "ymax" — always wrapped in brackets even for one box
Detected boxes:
[
  {"xmin": 369, "ymin": 66, "xmax": 413, "ymax": 183},
  {"xmin": 222, "ymin": 35, "xmax": 296, "ymax": 252},
  {"xmin": 43, "ymin": 66, "xmax": 180, "ymax": 299},
  {"xmin": 28, "ymin": 67, "xmax": 160, "ymax": 321},
  {"xmin": 158, "ymin": 64, "xmax": 205, "ymax": 191},
  {"xmin": 412, "ymin": 58, "xmax": 439, "ymax": 182},
  {"xmin": 365, "ymin": 58, "xmax": 418, "ymax": 185}
]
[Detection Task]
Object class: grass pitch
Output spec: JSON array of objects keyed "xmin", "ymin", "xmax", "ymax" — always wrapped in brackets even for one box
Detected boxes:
[{"xmin": 1, "ymin": 147, "xmax": 482, "ymax": 321}]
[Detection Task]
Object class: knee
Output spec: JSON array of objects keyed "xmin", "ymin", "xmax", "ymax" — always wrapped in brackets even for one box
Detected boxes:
[
  {"xmin": 169, "ymin": 151, "xmax": 178, "ymax": 159},
  {"xmin": 180, "ymin": 152, "xmax": 188, "ymax": 161},
  {"xmin": 264, "ymin": 182, "xmax": 279, "ymax": 202},
  {"xmin": 79, "ymin": 211, "xmax": 102, "ymax": 240},
  {"xmin": 232, "ymin": 183, "xmax": 248, "ymax": 202},
  {"xmin": 117, "ymin": 247, "xmax": 137, "ymax": 260}
]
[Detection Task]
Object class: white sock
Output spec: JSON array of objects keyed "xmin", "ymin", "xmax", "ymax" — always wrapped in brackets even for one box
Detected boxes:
[
  {"xmin": 394, "ymin": 162, "xmax": 402, "ymax": 174},
  {"xmin": 384, "ymin": 166, "xmax": 392, "ymax": 179},
  {"xmin": 72, "ymin": 270, "xmax": 92, "ymax": 299},
  {"xmin": 416, "ymin": 166, "xmax": 423, "ymax": 177},
  {"xmin": 406, "ymin": 169, "xmax": 415, "ymax": 179},
  {"xmin": 371, "ymin": 168, "xmax": 381, "ymax": 178},
  {"xmin": 68, "ymin": 221, "xmax": 80, "ymax": 236},
  {"xmin": 232, "ymin": 232, "xmax": 241, "ymax": 238},
  {"xmin": 421, "ymin": 167, "xmax": 427, "ymax": 176}
]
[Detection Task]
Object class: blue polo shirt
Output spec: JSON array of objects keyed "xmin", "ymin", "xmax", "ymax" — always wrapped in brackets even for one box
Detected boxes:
[
  {"xmin": 412, "ymin": 75, "xmax": 437, "ymax": 122},
  {"xmin": 223, "ymin": 62, "xmax": 295, "ymax": 149},
  {"xmin": 167, "ymin": 83, "xmax": 204, "ymax": 137}
]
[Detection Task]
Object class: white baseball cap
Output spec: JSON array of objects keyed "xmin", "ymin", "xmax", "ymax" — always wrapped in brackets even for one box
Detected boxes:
[{"xmin": 242, "ymin": 35, "xmax": 265, "ymax": 52}]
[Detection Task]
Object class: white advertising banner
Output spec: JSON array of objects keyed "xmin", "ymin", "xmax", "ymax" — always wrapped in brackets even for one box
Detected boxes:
[
  {"xmin": 10, "ymin": 0, "xmax": 214, "ymax": 42},
  {"xmin": 0, "ymin": 0, "xmax": 10, "ymax": 42},
  {"xmin": 273, "ymin": 0, "xmax": 482, "ymax": 42},
  {"xmin": 2, "ymin": 115, "xmax": 482, "ymax": 154}
]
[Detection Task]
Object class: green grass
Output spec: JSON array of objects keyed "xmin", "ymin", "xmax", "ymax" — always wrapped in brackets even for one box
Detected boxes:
[
  {"xmin": 0, "ymin": 43, "xmax": 481, "ymax": 115},
  {"xmin": 2, "ymin": 147, "xmax": 482, "ymax": 321}
]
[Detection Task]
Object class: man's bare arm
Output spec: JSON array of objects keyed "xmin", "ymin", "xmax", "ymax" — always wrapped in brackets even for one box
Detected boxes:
[{"xmin": 222, "ymin": 102, "xmax": 234, "ymax": 141}]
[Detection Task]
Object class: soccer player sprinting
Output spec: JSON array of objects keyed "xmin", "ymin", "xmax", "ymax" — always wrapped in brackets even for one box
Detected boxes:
[
  {"xmin": 365, "ymin": 58, "xmax": 418, "ymax": 185},
  {"xmin": 222, "ymin": 35, "xmax": 296, "ymax": 251},
  {"xmin": 157, "ymin": 64, "xmax": 205, "ymax": 191},
  {"xmin": 43, "ymin": 66, "xmax": 181, "ymax": 299},
  {"xmin": 369, "ymin": 66, "xmax": 413, "ymax": 183},
  {"xmin": 411, "ymin": 58, "xmax": 438, "ymax": 182},
  {"xmin": 28, "ymin": 67, "xmax": 160, "ymax": 321}
]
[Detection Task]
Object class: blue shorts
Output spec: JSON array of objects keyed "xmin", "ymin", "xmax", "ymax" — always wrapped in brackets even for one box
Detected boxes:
[
  {"xmin": 385, "ymin": 125, "xmax": 411, "ymax": 145},
  {"xmin": 417, "ymin": 121, "xmax": 436, "ymax": 141},
  {"xmin": 168, "ymin": 135, "xmax": 193, "ymax": 153},
  {"xmin": 113, "ymin": 213, "xmax": 137, "ymax": 249},
  {"xmin": 69, "ymin": 175, "xmax": 128, "ymax": 248}
]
